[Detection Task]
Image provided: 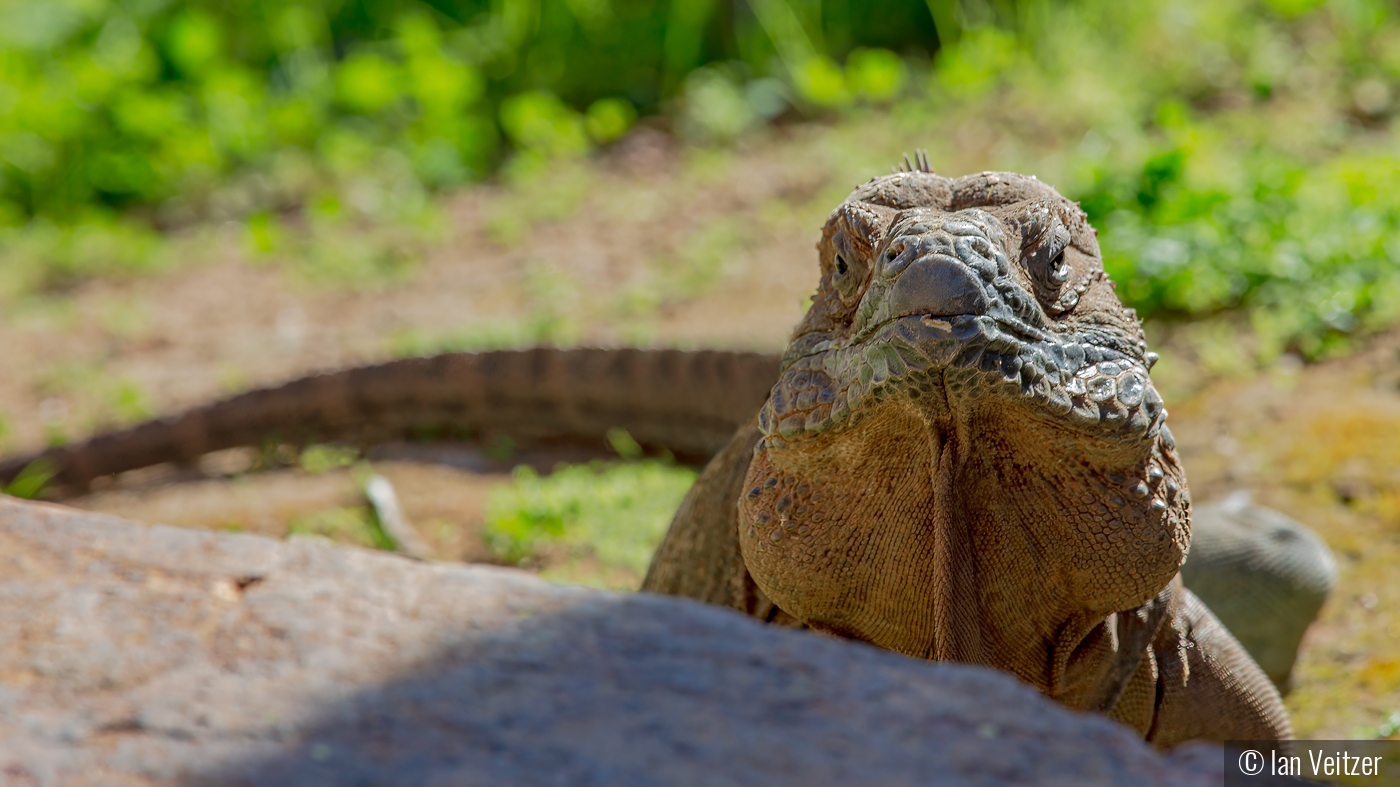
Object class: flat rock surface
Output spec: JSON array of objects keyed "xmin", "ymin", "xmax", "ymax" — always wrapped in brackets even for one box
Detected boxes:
[{"xmin": 0, "ymin": 497, "xmax": 1225, "ymax": 786}]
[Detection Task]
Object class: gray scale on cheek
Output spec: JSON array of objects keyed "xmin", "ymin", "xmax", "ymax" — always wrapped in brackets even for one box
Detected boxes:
[
  {"xmin": 1001, "ymin": 354, "xmax": 1023, "ymax": 382},
  {"xmin": 954, "ymin": 346, "xmax": 984, "ymax": 368},
  {"xmin": 830, "ymin": 393, "xmax": 851, "ymax": 423},
  {"xmin": 1159, "ymin": 423, "xmax": 1176, "ymax": 450},
  {"xmin": 1130, "ymin": 483, "xmax": 1150, "ymax": 499},
  {"xmin": 1087, "ymin": 376, "xmax": 1116, "ymax": 402},
  {"xmin": 1118, "ymin": 373, "xmax": 1146, "ymax": 407},
  {"xmin": 868, "ymin": 349, "xmax": 891, "ymax": 384},
  {"xmin": 770, "ymin": 385, "xmax": 791, "ymax": 416},
  {"xmin": 1099, "ymin": 399, "xmax": 1128, "ymax": 426},
  {"xmin": 1126, "ymin": 408, "xmax": 1152, "ymax": 434},
  {"xmin": 1068, "ymin": 399, "xmax": 1101, "ymax": 427},
  {"xmin": 883, "ymin": 343, "xmax": 911, "ymax": 377},
  {"xmin": 778, "ymin": 414, "xmax": 806, "ymax": 439}
]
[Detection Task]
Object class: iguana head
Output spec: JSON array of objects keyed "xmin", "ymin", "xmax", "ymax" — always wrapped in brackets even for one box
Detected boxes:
[{"xmin": 739, "ymin": 167, "xmax": 1190, "ymax": 684}]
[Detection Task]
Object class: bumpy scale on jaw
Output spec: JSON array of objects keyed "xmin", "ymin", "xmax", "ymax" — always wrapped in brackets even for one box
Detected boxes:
[{"xmin": 738, "ymin": 170, "xmax": 1191, "ymax": 698}]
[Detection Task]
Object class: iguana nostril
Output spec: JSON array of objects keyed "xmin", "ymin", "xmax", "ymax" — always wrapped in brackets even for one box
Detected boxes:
[
  {"xmin": 887, "ymin": 253, "xmax": 989, "ymax": 318},
  {"xmin": 882, "ymin": 243, "xmax": 909, "ymax": 275}
]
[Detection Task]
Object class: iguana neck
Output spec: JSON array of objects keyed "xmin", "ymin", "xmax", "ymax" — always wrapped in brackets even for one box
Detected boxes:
[{"xmin": 738, "ymin": 398, "xmax": 1188, "ymax": 696}]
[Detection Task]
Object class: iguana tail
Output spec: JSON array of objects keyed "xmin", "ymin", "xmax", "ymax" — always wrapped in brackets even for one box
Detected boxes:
[{"xmin": 0, "ymin": 348, "xmax": 779, "ymax": 492}]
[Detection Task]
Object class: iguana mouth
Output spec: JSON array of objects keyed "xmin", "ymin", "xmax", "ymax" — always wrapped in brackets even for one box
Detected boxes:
[{"xmin": 760, "ymin": 210, "xmax": 1165, "ymax": 446}]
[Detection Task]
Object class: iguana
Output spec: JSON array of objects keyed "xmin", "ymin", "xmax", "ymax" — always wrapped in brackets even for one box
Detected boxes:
[
  {"xmin": 0, "ymin": 165, "xmax": 1299, "ymax": 746},
  {"xmin": 643, "ymin": 164, "xmax": 1291, "ymax": 747}
]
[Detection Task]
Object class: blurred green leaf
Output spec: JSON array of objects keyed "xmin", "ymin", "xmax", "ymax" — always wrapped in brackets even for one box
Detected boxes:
[
  {"xmin": 164, "ymin": 10, "xmax": 222, "ymax": 77},
  {"xmin": 585, "ymin": 97, "xmax": 636, "ymax": 143},
  {"xmin": 845, "ymin": 47, "xmax": 907, "ymax": 102},
  {"xmin": 3, "ymin": 460, "xmax": 56, "ymax": 500},
  {"xmin": 793, "ymin": 56, "xmax": 851, "ymax": 107},
  {"xmin": 335, "ymin": 52, "xmax": 403, "ymax": 114},
  {"xmin": 299, "ymin": 444, "xmax": 360, "ymax": 474},
  {"xmin": 500, "ymin": 91, "xmax": 590, "ymax": 158}
]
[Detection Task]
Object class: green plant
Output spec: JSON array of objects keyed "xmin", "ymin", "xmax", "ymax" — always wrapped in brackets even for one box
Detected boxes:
[
  {"xmin": 483, "ymin": 458, "xmax": 697, "ymax": 587},
  {"xmin": 287, "ymin": 505, "xmax": 395, "ymax": 551},
  {"xmin": 1, "ymin": 459, "xmax": 56, "ymax": 500},
  {"xmin": 298, "ymin": 444, "xmax": 359, "ymax": 474}
]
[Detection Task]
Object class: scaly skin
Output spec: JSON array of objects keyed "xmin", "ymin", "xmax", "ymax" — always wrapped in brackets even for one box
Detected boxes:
[
  {"xmin": 645, "ymin": 165, "xmax": 1290, "ymax": 747},
  {"xmin": 0, "ymin": 349, "xmax": 779, "ymax": 492}
]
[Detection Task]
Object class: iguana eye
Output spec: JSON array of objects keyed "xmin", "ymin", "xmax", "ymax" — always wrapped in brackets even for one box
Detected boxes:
[
  {"xmin": 1048, "ymin": 249, "xmax": 1069, "ymax": 284},
  {"xmin": 1021, "ymin": 217, "xmax": 1073, "ymax": 305},
  {"xmin": 835, "ymin": 254, "xmax": 849, "ymax": 275}
]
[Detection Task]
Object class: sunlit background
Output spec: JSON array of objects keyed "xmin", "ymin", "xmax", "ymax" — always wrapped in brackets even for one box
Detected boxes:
[{"xmin": 1, "ymin": 0, "xmax": 1398, "ymax": 740}]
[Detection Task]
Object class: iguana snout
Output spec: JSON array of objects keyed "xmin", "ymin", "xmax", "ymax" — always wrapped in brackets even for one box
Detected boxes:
[{"xmin": 876, "ymin": 218, "xmax": 992, "ymax": 320}]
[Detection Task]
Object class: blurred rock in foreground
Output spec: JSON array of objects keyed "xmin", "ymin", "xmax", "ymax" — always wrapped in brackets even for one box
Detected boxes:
[{"xmin": 1, "ymin": 497, "xmax": 1226, "ymax": 787}]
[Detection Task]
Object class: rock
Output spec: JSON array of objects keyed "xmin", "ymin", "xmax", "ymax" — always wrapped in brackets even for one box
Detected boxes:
[
  {"xmin": 0, "ymin": 497, "xmax": 1221, "ymax": 786},
  {"xmin": 1182, "ymin": 493, "xmax": 1338, "ymax": 688}
]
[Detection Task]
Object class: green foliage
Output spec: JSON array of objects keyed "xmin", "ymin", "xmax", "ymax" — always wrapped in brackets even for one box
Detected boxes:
[
  {"xmin": 1378, "ymin": 709, "xmax": 1400, "ymax": 739},
  {"xmin": 585, "ymin": 97, "xmax": 637, "ymax": 144},
  {"xmin": 298, "ymin": 444, "xmax": 360, "ymax": 474},
  {"xmin": 2, "ymin": 459, "xmax": 56, "ymax": 500},
  {"xmin": 4, "ymin": 0, "xmax": 1400, "ymax": 357},
  {"xmin": 483, "ymin": 459, "xmax": 697, "ymax": 588},
  {"xmin": 287, "ymin": 505, "xmax": 395, "ymax": 551},
  {"xmin": 845, "ymin": 47, "xmax": 908, "ymax": 102}
]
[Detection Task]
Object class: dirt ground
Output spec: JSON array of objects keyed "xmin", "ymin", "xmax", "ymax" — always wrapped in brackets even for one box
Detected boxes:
[{"xmin": 1, "ymin": 118, "xmax": 1396, "ymax": 739}]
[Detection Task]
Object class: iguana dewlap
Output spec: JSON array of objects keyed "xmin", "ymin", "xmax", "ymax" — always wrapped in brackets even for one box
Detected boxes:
[{"xmin": 645, "ymin": 165, "xmax": 1290, "ymax": 746}]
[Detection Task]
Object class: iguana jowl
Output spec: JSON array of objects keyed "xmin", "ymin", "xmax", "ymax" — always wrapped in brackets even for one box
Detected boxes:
[{"xmin": 644, "ymin": 166, "xmax": 1291, "ymax": 746}]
